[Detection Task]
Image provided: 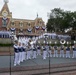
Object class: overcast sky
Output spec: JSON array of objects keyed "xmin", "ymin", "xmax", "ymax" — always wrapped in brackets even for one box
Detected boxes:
[{"xmin": 0, "ymin": 0, "xmax": 76, "ymax": 24}]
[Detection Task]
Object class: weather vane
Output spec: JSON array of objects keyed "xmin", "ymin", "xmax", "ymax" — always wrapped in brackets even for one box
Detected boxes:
[{"xmin": 4, "ymin": 0, "xmax": 9, "ymax": 3}]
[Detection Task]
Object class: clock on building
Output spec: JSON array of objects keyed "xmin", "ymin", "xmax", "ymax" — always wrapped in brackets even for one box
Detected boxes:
[{"xmin": 2, "ymin": 10, "xmax": 8, "ymax": 17}]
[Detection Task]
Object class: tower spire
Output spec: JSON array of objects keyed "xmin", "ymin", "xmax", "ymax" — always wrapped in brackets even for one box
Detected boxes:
[
  {"xmin": 37, "ymin": 13, "xmax": 38, "ymax": 18},
  {"xmin": 4, "ymin": 0, "xmax": 9, "ymax": 3}
]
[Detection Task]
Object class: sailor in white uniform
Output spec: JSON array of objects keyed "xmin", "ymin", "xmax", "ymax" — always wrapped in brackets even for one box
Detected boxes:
[
  {"xmin": 32, "ymin": 43, "xmax": 37, "ymax": 59},
  {"xmin": 45, "ymin": 43, "xmax": 49, "ymax": 57},
  {"xmin": 37, "ymin": 44, "xmax": 41, "ymax": 56},
  {"xmin": 60, "ymin": 45, "xmax": 64, "ymax": 58},
  {"xmin": 72, "ymin": 44, "xmax": 76, "ymax": 58},
  {"xmin": 66, "ymin": 46, "xmax": 70, "ymax": 58},
  {"xmin": 27, "ymin": 42, "xmax": 32, "ymax": 60},
  {"xmin": 18, "ymin": 42, "xmax": 23, "ymax": 64},
  {"xmin": 53, "ymin": 46, "xmax": 58, "ymax": 57},
  {"xmin": 22, "ymin": 43, "xmax": 26, "ymax": 61},
  {"xmin": 49, "ymin": 45, "xmax": 52, "ymax": 57},
  {"xmin": 42, "ymin": 44, "xmax": 47, "ymax": 59},
  {"xmin": 13, "ymin": 40, "xmax": 19, "ymax": 66}
]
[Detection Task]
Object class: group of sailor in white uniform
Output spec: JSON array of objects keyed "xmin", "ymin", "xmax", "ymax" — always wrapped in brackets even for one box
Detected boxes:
[{"xmin": 13, "ymin": 37, "xmax": 76, "ymax": 66}]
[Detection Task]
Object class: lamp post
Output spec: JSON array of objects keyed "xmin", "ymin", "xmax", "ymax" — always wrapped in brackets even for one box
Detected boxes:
[
  {"xmin": 44, "ymin": 35, "xmax": 51, "ymax": 75},
  {"xmin": 74, "ymin": 41, "xmax": 76, "ymax": 44},
  {"xmin": 9, "ymin": 32, "xmax": 13, "ymax": 75},
  {"xmin": 9, "ymin": 42, "xmax": 11, "ymax": 75},
  {"xmin": 49, "ymin": 41, "xmax": 51, "ymax": 75}
]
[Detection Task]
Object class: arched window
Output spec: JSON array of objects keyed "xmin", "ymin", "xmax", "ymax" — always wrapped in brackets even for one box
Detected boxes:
[
  {"xmin": 2, "ymin": 17, "xmax": 7, "ymax": 27},
  {"xmin": 11, "ymin": 21, "xmax": 15, "ymax": 26},
  {"xmin": 20, "ymin": 21, "xmax": 23, "ymax": 27},
  {"xmin": 27, "ymin": 22, "xmax": 31, "ymax": 26}
]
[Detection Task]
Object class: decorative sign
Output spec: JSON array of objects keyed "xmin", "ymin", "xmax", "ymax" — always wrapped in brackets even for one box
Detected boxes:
[
  {"xmin": 27, "ymin": 28, "xmax": 32, "ymax": 32},
  {"xmin": 10, "ymin": 28, "xmax": 15, "ymax": 31},
  {"xmin": 42, "ymin": 26, "xmax": 46, "ymax": 30},
  {"xmin": 35, "ymin": 26, "xmax": 39, "ymax": 30},
  {"xmin": 2, "ymin": 17, "xmax": 7, "ymax": 20}
]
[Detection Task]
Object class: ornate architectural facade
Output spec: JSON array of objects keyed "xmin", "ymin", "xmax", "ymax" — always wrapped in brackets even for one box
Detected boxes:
[{"xmin": 0, "ymin": 0, "xmax": 45, "ymax": 36}]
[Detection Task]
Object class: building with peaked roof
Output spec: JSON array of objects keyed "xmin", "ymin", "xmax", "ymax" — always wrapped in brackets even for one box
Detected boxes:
[{"xmin": 0, "ymin": 0, "xmax": 46, "ymax": 36}]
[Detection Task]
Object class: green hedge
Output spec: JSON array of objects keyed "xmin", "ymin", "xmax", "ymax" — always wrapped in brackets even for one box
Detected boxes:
[{"xmin": 0, "ymin": 43, "xmax": 13, "ymax": 47}]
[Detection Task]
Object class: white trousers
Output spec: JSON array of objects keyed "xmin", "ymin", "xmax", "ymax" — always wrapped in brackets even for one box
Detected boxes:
[
  {"xmin": 72, "ymin": 51, "xmax": 76, "ymax": 58},
  {"xmin": 22, "ymin": 52, "xmax": 26, "ymax": 61},
  {"xmin": 27, "ymin": 51, "xmax": 31, "ymax": 60},
  {"xmin": 14, "ymin": 53, "xmax": 19, "ymax": 66},
  {"xmin": 66, "ymin": 51, "xmax": 70, "ymax": 58},
  {"xmin": 18, "ymin": 52, "xmax": 23, "ymax": 64},
  {"xmin": 43, "ymin": 51, "xmax": 47, "ymax": 59},
  {"xmin": 53, "ymin": 50, "xmax": 58, "ymax": 57},
  {"xmin": 33, "ymin": 51, "xmax": 36, "ymax": 59},
  {"xmin": 60, "ymin": 50, "xmax": 64, "ymax": 57},
  {"xmin": 37, "ymin": 49, "xmax": 41, "ymax": 55},
  {"xmin": 47, "ymin": 50, "xmax": 52, "ymax": 57}
]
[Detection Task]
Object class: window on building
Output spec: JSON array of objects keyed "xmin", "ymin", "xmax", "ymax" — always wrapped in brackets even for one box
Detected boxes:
[
  {"xmin": 11, "ymin": 21, "xmax": 15, "ymax": 26},
  {"xmin": 2, "ymin": 17, "xmax": 7, "ymax": 27},
  {"xmin": 28, "ymin": 22, "xmax": 31, "ymax": 26},
  {"xmin": 20, "ymin": 21, "xmax": 23, "ymax": 27}
]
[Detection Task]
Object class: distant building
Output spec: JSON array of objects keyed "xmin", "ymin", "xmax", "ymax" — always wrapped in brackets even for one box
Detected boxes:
[{"xmin": 0, "ymin": 0, "xmax": 46, "ymax": 36}]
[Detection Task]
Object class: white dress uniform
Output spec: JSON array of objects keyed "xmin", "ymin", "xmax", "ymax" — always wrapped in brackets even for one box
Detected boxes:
[
  {"xmin": 18, "ymin": 44, "xmax": 23, "ymax": 64},
  {"xmin": 66, "ymin": 47, "xmax": 70, "ymax": 58},
  {"xmin": 72, "ymin": 46, "xmax": 76, "ymax": 58},
  {"xmin": 42, "ymin": 46, "xmax": 47, "ymax": 59},
  {"xmin": 49, "ymin": 46, "xmax": 52, "ymax": 57},
  {"xmin": 53, "ymin": 46, "xmax": 58, "ymax": 57},
  {"xmin": 60, "ymin": 46, "xmax": 64, "ymax": 57},
  {"xmin": 45, "ymin": 45, "xmax": 50, "ymax": 57},
  {"xmin": 32, "ymin": 44, "xmax": 37, "ymax": 59},
  {"xmin": 22, "ymin": 44, "xmax": 26, "ymax": 61},
  {"xmin": 37, "ymin": 45, "xmax": 41, "ymax": 56},
  {"xmin": 14, "ymin": 44, "xmax": 19, "ymax": 66},
  {"xmin": 27, "ymin": 45, "xmax": 31, "ymax": 60}
]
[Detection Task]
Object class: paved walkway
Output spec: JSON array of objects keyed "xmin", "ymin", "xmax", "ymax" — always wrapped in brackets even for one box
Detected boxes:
[
  {"xmin": 0, "ymin": 55, "xmax": 76, "ymax": 68},
  {"xmin": 0, "ymin": 55, "xmax": 76, "ymax": 75}
]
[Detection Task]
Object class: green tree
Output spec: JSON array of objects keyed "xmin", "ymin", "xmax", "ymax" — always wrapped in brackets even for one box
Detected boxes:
[{"xmin": 46, "ymin": 8, "xmax": 76, "ymax": 33}]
